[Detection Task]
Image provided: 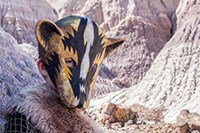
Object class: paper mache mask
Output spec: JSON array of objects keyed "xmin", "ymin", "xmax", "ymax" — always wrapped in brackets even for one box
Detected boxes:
[{"xmin": 36, "ymin": 16, "xmax": 124, "ymax": 109}]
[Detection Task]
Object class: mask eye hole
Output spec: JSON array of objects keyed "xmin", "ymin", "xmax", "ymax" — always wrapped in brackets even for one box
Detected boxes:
[{"xmin": 65, "ymin": 58, "xmax": 76, "ymax": 68}]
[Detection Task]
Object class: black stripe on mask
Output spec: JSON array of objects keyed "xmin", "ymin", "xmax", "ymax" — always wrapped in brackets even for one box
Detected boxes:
[{"xmin": 44, "ymin": 52, "xmax": 61, "ymax": 87}]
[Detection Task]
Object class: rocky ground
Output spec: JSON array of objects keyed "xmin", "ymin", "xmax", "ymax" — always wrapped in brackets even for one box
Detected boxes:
[
  {"xmin": 88, "ymin": 102, "xmax": 200, "ymax": 133},
  {"xmin": 103, "ymin": 123, "xmax": 180, "ymax": 133},
  {"xmin": 88, "ymin": 0, "xmax": 200, "ymax": 124}
]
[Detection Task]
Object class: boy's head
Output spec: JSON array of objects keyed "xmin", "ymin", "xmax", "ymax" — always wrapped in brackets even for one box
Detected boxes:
[{"xmin": 36, "ymin": 16, "xmax": 124, "ymax": 109}]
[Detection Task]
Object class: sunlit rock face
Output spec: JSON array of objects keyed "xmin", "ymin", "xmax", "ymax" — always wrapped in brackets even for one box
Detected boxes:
[
  {"xmin": 90, "ymin": 0, "xmax": 200, "ymax": 124},
  {"xmin": 0, "ymin": 0, "xmax": 57, "ymax": 45},
  {"xmin": 47, "ymin": 0, "xmax": 179, "ymax": 89}
]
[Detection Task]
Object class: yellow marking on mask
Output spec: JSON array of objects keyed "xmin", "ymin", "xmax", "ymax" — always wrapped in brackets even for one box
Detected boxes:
[
  {"xmin": 82, "ymin": 50, "xmax": 106, "ymax": 109},
  {"xmin": 57, "ymin": 45, "xmax": 78, "ymax": 82},
  {"xmin": 70, "ymin": 19, "xmax": 80, "ymax": 31},
  {"xmin": 66, "ymin": 34, "xmax": 70, "ymax": 38},
  {"xmin": 44, "ymin": 33, "xmax": 65, "ymax": 63},
  {"xmin": 92, "ymin": 51, "xmax": 105, "ymax": 67},
  {"xmin": 98, "ymin": 28, "xmax": 108, "ymax": 47},
  {"xmin": 101, "ymin": 35, "xmax": 108, "ymax": 47},
  {"xmin": 61, "ymin": 62, "xmax": 72, "ymax": 80},
  {"xmin": 64, "ymin": 26, "xmax": 74, "ymax": 37},
  {"xmin": 85, "ymin": 75, "xmax": 98, "ymax": 108},
  {"xmin": 61, "ymin": 19, "xmax": 80, "ymax": 38},
  {"xmin": 50, "ymin": 33, "xmax": 64, "ymax": 46},
  {"xmin": 60, "ymin": 46, "xmax": 78, "ymax": 66},
  {"xmin": 90, "ymin": 49, "xmax": 106, "ymax": 88},
  {"xmin": 86, "ymin": 67, "xmax": 89, "ymax": 76},
  {"xmin": 58, "ymin": 48, "xmax": 74, "ymax": 81},
  {"xmin": 57, "ymin": 79, "xmax": 78, "ymax": 107}
]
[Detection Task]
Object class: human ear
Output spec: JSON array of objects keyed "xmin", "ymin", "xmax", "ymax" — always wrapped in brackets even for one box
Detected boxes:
[{"xmin": 37, "ymin": 59, "xmax": 48, "ymax": 77}]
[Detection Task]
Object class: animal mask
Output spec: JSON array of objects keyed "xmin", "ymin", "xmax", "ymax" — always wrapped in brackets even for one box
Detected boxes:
[{"xmin": 36, "ymin": 16, "xmax": 124, "ymax": 109}]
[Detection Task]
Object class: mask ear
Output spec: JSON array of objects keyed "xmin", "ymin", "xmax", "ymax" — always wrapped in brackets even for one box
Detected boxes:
[
  {"xmin": 104, "ymin": 37, "xmax": 125, "ymax": 58},
  {"xmin": 36, "ymin": 19, "xmax": 64, "ymax": 51}
]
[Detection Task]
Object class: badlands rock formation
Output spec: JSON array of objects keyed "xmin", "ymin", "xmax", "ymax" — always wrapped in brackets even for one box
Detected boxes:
[
  {"xmin": 46, "ymin": 0, "xmax": 86, "ymax": 19},
  {"xmin": 90, "ymin": 0, "xmax": 200, "ymax": 125},
  {"xmin": 47, "ymin": 0, "xmax": 180, "ymax": 89},
  {"xmin": 0, "ymin": 0, "xmax": 57, "ymax": 45}
]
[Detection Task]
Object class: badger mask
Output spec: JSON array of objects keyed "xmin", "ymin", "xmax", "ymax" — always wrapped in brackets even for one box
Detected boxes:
[{"xmin": 36, "ymin": 16, "xmax": 124, "ymax": 109}]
